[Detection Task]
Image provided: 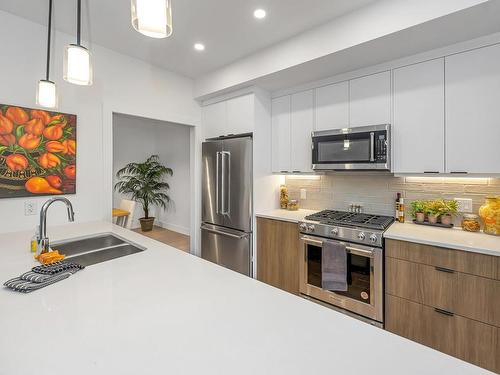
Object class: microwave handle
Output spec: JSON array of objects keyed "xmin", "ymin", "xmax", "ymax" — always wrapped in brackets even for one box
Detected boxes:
[{"xmin": 370, "ymin": 132, "xmax": 375, "ymax": 162}]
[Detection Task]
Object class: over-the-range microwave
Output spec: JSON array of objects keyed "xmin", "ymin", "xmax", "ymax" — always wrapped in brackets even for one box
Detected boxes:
[{"xmin": 311, "ymin": 124, "xmax": 391, "ymax": 171}]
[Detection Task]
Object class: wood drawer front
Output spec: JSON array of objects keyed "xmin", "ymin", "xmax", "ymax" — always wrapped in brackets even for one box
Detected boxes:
[
  {"xmin": 386, "ymin": 257, "xmax": 500, "ymax": 327},
  {"xmin": 257, "ymin": 218, "xmax": 300, "ymax": 294},
  {"xmin": 386, "ymin": 257, "xmax": 456, "ymax": 312},
  {"xmin": 386, "ymin": 294, "xmax": 499, "ymax": 373},
  {"xmin": 386, "ymin": 239, "xmax": 498, "ymax": 280}
]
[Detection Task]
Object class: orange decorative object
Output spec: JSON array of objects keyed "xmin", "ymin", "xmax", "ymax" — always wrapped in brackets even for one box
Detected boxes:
[
  {"xmin": 46, "ymin": 175, "xmax": 62, "ymax": 189},
  {"xmin": 42, "ymin": 124, "xmax": 63, "ymax": 140},
  {"xmin": 46, "ymin": 140, "xmax": 67, "ymax": 153},
  {"xmin": 38, "ymin": 152, "xmax": 60, "ymax": 169},
  {"xmin": 6, "ymin": 154, "xmax": 29, "ymax": 172},
  {"xmin": 24, "ymin": 118, "xmax": 45, "ymax": 136},
  {"xmin": 30, "ymin": 109, "xmax": 51, "ymax": 125},
  {"xmin": 0, "ymin": 133, "xmax": 16, "ymax": 146},
  {"xmin": 0, "ymin": 113, "xmax": 14, "ymax": 135},
  {"xmin": 479, "ymin": 196, "xmax": 500, "ymax": 236},
  {"xmin": 18, "ymin": 133, "xmax": 41, "ymax": 150},
  {"xmin": 64, "ymin": 164, "xmax": 76, "ymax": 179},
  {"xmin": 62, "ymin": 139, "xmax": 76, "ymax": 155},
  {"xmin": 5, "ymin": 107, "xmax": 29, "ymax": 125},
  {"xmin": 35, "ymin": 250, "xmax": 65, "ymax": 264},
  {"xmin": 25, "ymin": 177, "xmax": 62, "ymax": 194}
]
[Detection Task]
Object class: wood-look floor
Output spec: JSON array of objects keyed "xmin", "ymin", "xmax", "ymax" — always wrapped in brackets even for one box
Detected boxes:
[{"xmin": 133, "ymin": 226, "xmax": 190, "ymax": 253}]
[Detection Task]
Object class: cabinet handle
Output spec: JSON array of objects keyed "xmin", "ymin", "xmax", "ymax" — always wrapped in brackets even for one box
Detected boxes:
[
  {"xmin": 434, "ymin": 308, "xmax": 454, "ymax": 317},
  {"xmin": 280, "ymin": 171, "xmax": 289, "ymax": 174},
  {"xmin": 292, "ymin": 170, "xmax": 301, "ymax": 173},
  {"xmin": 450, "ymin": 171, "xmax": 468, "ymax": 174},
  {"xmin": 424, "ymin": 171, "xmax": 439, "ymax": 174},
  {"xmin": 435, "ymin": 266, "xmax": 455, "ymax": 274}
]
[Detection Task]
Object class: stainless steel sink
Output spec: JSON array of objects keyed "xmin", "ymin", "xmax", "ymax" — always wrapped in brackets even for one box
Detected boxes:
[{"xmin": 51, "ymin": 233, "xmax": 146, "ymax": 267}]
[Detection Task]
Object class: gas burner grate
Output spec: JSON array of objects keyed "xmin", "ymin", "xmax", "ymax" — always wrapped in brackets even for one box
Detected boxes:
[{"xmin": 305, "ymin": 210, "xmax": 394, "ymax": 230}]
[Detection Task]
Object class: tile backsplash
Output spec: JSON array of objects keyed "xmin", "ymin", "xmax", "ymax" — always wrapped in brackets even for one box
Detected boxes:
[{"xmin": 285, "ymin": 174, "xmax": 500, "ymax": 223}]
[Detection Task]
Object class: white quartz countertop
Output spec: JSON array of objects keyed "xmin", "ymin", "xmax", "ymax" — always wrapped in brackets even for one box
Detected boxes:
[
  {"xmin": 384, "ymin": 222, "xmax": 500, "ymax": 257},
  {"xmin": 256, "ymin": 208, "xmax": 317, "ymax": 223},
  {"xmin": 0, "ymin": 221, "xmax": 491, "ymax": 374}
]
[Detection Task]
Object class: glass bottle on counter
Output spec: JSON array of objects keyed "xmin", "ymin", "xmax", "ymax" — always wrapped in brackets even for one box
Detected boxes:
[{"xmin": 280, "ymin": 185, "xmax": 289, "ymax": 209}]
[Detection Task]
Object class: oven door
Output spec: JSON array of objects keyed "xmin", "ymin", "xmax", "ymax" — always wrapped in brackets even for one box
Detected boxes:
[
  {"xmin": 311, "ymin": 125, "xmax": 390, "ymax": 170},
  {"xmin": 299, "ymin": 235, "xmax": 383, "ymax": 323}
]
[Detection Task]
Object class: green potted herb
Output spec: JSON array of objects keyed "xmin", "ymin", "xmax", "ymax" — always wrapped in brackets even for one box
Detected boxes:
[
  {"xmin": 425, "ymin": 200, "xmax": 441, "ymax": 224},
  {"xmin": 410, "ymin": 200, "xmax": 427, "ymax": 223},
  {"xmin": 437, "ymin": 199, "xmax": 458, "ymax": 226},
  {"xmin": 114, "ymin": 155, "xmax": 173, "ymax": 232}
]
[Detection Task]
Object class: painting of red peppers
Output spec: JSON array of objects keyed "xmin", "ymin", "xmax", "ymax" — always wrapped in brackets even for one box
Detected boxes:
[{"xmin": 0, "ymin": 104, "xmax": 76, "ymax": 198}]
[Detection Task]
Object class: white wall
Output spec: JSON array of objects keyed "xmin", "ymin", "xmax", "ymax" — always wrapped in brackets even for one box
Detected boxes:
[
  {"xmin": 0, "ymin": 10, "xmax": 200, "ymax": 234},
  {"xmin": 113, "ymin": 114, "xmax": 191, "ymax": 234}
]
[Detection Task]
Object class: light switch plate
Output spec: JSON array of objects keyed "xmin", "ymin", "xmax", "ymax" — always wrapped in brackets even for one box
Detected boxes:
[
  {"xmin": 455, "ymin": 198, "xmax": 472, "ymax": 213},
  {"xmin": 24, "ymin": 201, "xmax": 37, "ymax": 216},
  {"xmin": 300, "ymin": 189, "xmax": 307, "ymax": 200}
]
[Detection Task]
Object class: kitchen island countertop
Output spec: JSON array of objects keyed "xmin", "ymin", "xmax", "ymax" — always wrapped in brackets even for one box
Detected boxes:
[{"xmin": 0, "ymin": 221, "xmax": 492, "ymax": 375}]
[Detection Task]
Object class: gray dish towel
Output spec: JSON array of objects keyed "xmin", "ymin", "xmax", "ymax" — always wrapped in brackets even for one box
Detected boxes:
[{"xmin": 321, "ymin": 240, "xmax": 348, "ymax": 291}]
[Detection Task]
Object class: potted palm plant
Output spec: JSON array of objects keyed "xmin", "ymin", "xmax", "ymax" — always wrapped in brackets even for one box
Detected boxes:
[{"xmin": 114, "ymin": 155, "xmax": 173, "ymax": 232}]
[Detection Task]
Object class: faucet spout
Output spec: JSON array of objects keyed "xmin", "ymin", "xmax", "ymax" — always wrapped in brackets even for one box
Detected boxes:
[{"xmin": 38, "ymin": 197, "xmax": 75, "ymax": 254}]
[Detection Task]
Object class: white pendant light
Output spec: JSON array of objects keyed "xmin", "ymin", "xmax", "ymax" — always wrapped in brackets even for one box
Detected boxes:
[
  {"xmin": 36, "ymin": 0, "xmax": 57, "ymax": 109},
  {"xmin": 64, "ymin": 0, "xmax": 93, "ymax": 85},
  {"xmin": 131, "ymin": 0, "xmax": 173, "ymax": 38}
]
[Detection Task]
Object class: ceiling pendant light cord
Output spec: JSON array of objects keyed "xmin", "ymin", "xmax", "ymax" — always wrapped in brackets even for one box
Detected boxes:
[
  {"xmin": 46, "ymin": 0, "xmax": 52, "ymax": 81},
  {"xmin": 76, "ymin": 0, "xmax": 81, "ymax": 46}
]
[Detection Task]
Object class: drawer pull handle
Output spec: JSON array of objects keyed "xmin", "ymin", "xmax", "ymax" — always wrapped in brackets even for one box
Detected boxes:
[
  {"xmin": 435, "ymin": 266, "xmax": 455, "ymax": 274},
  {"xmin": 434, "ymin": 308, "xmax": 454, "ymax": 317}
]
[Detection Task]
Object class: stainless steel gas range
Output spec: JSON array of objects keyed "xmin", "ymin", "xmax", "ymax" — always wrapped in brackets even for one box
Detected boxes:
[{"xmin": 298, "ymin": 210, "xmax": 394, "ymax": 326}]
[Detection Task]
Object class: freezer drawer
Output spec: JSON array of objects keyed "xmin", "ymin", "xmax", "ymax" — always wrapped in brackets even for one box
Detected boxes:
[{"xmin": 201, "ymin": 224, "xmax": 252, "ymax": 276}]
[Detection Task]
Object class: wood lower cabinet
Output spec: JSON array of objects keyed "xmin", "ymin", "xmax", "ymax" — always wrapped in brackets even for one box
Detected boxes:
[
  {"xmin": 257, "ymin": 218, "xmax": 301, "ymax": 294},
  {"xmin": 385, "ymin": 239, "xmax": 500, "ymax": 373}
]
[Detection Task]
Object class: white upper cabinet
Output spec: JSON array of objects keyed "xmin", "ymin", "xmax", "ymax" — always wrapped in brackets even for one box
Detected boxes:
[
  {"xmin": 445, "ymin": 44, "xmax": 500, "ymax": 174},
  {"xmin": 202, "ymin": 101, "xmax": 226, "ymax": 139},
  {"xmin": 226, "ymin": 94, "xmax": 254, "ymax": 135},
  {"xmin": 271, "ymin": 96, "xmax": 291, "ymax": 173},
  {"xmin": 393, "ymin": 59, "xmax": 445, "ymax": 174},
  {"xmin": 349, "ymin": 71, "xmax": 391, "ymax": 127},
  {"xmin": 202, "ymin": 94, "xmax": 255, "ymax": 139},
  {"xmin": 290, "ymin": 90, "xmax": 314, "ymax": 172},
  {"xmin": 315, "ymin": 81, "xmax": 349, "ymax": 131}
]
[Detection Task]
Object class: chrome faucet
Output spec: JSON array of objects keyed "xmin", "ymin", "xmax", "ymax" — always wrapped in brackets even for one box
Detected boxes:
[{"xmin": 38, "ymin": 197, "xmax": 75, "ymax": 254}]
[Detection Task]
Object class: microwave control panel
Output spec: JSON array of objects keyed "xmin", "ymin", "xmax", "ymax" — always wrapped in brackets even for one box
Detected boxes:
[{"xmin": 374, "ymin": 131, "xmax": 387, "ymax": 162}]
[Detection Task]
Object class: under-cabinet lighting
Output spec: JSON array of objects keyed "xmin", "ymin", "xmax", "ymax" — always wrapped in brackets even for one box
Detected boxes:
[
  {"xmin": 286, "ymin": 175, "xmax": 321, "ymax": 180},
  {"xmin": 406, "ymin": 177, "xmax": 489, "ymax": 184}
]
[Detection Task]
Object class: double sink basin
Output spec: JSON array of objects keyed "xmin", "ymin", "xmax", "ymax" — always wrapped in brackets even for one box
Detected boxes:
[{"xmin": 51, "ymin": 233, "xmax": 146, "ymax": 267}]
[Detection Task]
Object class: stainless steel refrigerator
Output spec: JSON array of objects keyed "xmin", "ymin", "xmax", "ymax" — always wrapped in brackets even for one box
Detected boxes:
[{"xmin": 201, "ymin": 135, "xmax": 253, "ymax": 276}]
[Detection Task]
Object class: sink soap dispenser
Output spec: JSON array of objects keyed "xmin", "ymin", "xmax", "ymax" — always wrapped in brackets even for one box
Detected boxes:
[{"xmin": 31, "ymin": 226, "xmax": 39, "ymax": 254}]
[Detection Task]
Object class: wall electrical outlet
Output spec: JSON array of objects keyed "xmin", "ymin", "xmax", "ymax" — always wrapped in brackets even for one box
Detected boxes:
[
  {"xmin": 300, "ymin": 189, "xmax": 307, "ymax": 200},
  {"xmin": 24, "ymin": 201, "xmax": 37, "ymax": 216},
  {"xmin": 455, "ymin": 198, "xmax": 473, "ymax": 213}
]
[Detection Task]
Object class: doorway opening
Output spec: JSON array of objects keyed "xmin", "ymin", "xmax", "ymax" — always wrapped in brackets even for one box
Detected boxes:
[{"xmin": 112, "ymin": 113, "xmax": 192, "ymax": 252}]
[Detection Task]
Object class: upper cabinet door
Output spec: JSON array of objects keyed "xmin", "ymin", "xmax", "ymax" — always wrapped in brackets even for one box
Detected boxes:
[
  {"xmin": 290, "ymin": 90, "xmax": 314, "ymax": 172},
  {"xmin": 446, "ymin": 44, "xmax": 500, "ymax": 174},
  {"xmin": 271, "ymin": 96, "xmax": 291, "ymax": 173},
  {"xmin": 349, "ymin": 71, "xmax": 391, "ymax": 127},
  {"xmin": 227, "ymin": 94, "xmax": 254, "ymax": 135},
  {"xmin": 202, "ymin": 101, "xmax": 227, "ymax": 139},
  {"xmin": 393, "ymin": 59, "xmax": 445, "ymax": 174},
  {"xmin": 315, "ymin": 81, "xmax": 349, "ymax": 131}
]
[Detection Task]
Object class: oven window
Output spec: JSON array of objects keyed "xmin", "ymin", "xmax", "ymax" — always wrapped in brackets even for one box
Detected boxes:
[
  {"xmin": 317, "ymin": 138, "xmax": 370, "ymax": 162},
  {"xmin": 306, "ymin": 244, "xmax": 372, "ymax": 304}
]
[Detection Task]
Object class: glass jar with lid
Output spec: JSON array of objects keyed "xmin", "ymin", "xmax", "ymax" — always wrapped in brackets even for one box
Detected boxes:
[
  {"xmin": 479, "ymin": 196, "xmax": 500, "ymax": 236},
  {"xmin": 461, "ymin": 214, "xmax": 481, "ymax": 232},
  {"xmin": 287, "ymin": 199, "xmax": 299, "ymax": 211}
]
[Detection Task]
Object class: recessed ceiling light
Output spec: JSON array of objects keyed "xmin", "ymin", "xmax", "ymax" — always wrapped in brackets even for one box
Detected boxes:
[
  {"xmin": 253, "ymin": 8, "xmax": 266, "ymax": 19},
  {"xmin": 194, "ymin": 43, "xmax": 205, "ymax": 51}
]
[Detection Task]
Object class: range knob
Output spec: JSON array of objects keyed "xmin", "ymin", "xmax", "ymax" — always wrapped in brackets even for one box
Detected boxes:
[
  {"xmin": 330, "ymin": 227, "xmax": 339, "ymax": 236},
  {"xmin": 358, "ymin": 232, "xmax": 366, "ymax": 241},
  {"xmin": 307, "ymin": 225, "xmax": 315, "ymax": 233},
  {"xmin": 369, "ymin": 234, "xmax": 378, "ymax": 243},
  {"xmin": 299, "ymin": 223, "xmax": 308, "ymax": 232}
]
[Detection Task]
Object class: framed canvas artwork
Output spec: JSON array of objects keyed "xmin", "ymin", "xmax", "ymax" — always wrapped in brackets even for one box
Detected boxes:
[{"xmin": 0, "ymin": 104, "xmax": 76, "ymax": 198}]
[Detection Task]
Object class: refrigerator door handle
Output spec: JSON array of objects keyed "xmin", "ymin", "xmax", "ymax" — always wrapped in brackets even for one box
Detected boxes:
[
  {"xmin": 215, "ymin": 151, "xmax": 220, "ymax": 214},
  {"xmin": 201, "ymin": 225, "xmax": 248, "ymax": 239},
  {"xmin": 221, "ymin": 151, "xmax": 231, "ymax": 215}
]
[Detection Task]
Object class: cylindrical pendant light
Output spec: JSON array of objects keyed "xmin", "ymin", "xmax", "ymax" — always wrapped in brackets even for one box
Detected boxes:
[
  {"xmin": 64, "ymin": 0, "xmax": 93, "ymax": 85},
  {"xmin": 36, "ymin": 0, "xmax": 57, "ymax": 109},
  {"xmin": 131, "ymin": 0, "xmax": 173, "ymax": 38}
]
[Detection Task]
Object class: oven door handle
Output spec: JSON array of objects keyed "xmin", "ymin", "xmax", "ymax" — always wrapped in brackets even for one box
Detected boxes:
[{"xmin": 300, "ymin": 235, "xmax": 376, "ymax": 257}]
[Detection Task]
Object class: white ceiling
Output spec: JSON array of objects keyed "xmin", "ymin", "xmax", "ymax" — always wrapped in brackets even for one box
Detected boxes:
[{"xmin": 0, "ymin": 0, "xmax": 376, "ymax": 78}]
